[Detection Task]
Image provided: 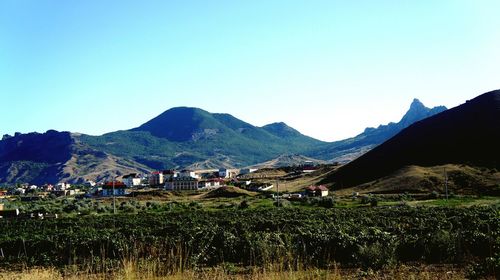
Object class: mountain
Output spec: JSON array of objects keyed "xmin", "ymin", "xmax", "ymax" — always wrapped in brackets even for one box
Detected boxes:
[
  {"xmin": 324, "ymin": 90, "xmax": 500, "ymax": 188},
  {"xmin": 306, "ymin": 98, "xmax": 447, "ymax": 162},
  {"xmin": 0, "ymin": 98, "xmax": 449, "ymax": 185},
  {"xmin": 79, "ymin": 107, "xmax": 325, "ymax": 171},
  {"xmin": 0, "ymin": 131, "xmax": 151, "ymax": 185}
]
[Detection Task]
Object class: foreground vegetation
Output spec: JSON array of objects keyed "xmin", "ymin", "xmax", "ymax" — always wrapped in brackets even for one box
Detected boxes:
[
  {"xmin": 0, "ymin": 264, "xmax": 469, "ymax": 280},
  {"xmin": 0, "ymin": 206, "xmax": 499, "ymax": 279}
]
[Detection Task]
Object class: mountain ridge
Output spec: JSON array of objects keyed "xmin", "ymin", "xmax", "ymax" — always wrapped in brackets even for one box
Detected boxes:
[
  {"xmin": 0, "ymin": 97, "xmax": 452, "ymax": 185},
  {"xmin": 305, "ymin": 99, "xmax": 447, "ymax": 162},
  {"xmin": 324, "ymin": 89, "xmax": 500, "ymax": 188}
]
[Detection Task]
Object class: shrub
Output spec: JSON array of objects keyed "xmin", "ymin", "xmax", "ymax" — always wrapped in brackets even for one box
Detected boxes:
[
  {"xmin": 360, "ymin": 196, "xmax": 371, "ymax": 204},
  {"xmin": 239, "ymin": 200, "xmax": 250, "ymax": 209},
  {"xmin": 358, "ymin": 241, "xmax": 395, "ymax": 269},
  {"xmin": 189, "ymin": 201, "xmax": 202, "ymax": 209},
  {"xmin": 318, "ymin": 197, "xmax": 335, "ymax": 208},
  {"xmin": 63, "ymin": 203, "xmax": 79, "ymax": 213},
  {"xmin": 273, "ymin": 199, "xmax": 291, "ymax": 207}
]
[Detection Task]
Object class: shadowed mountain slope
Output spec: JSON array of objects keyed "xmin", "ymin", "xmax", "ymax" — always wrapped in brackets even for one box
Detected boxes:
[
  {"xmin": 324, "ymin": 90, "xmax": 500, "ymax": 188},
  {"xmin": 306, "ymin": 99, "xmax": 447, "ymax": 162},
  {"xmin": 0, "ymin": 131, "xmax": 151, "ymax": 185}
]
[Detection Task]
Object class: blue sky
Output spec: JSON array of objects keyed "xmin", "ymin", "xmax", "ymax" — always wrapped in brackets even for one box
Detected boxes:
[{"xmin": 1, "ymin": 1, "xmax": 499, "ymax": 141}]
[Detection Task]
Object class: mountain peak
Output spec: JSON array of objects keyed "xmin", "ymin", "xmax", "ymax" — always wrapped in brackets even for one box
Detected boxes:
[
  {"xmin": 325, "ymin": 90, "xmax": 500, "ymax": 188},
  {"xmin": 130, "ymin": 106, "xmax": 218, "ymax": 141},
  {"xmin": 410, "ymin": 98, "xmax": 425, "ymax": 108},
  {"xmin": 262, "ymin": 122, "xmax": 302, "ymax": 138},
  {"xmin": 398, "ymin": 98, "xmax": 446, "ymax": 128},
  {"xmin": 264, "ymin": 122, "xmax": 290, "ymax": 129}
]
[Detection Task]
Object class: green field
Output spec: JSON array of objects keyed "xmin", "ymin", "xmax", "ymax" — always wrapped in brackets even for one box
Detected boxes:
[{"xmin": 0, "ymin": 205, "xmax": 499, "ymax": 279}]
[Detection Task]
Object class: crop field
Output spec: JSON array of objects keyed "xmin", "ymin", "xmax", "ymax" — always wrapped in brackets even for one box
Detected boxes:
[{"xmin": 0, "ymin": 206, "xmax": 498, "ymax": 279}]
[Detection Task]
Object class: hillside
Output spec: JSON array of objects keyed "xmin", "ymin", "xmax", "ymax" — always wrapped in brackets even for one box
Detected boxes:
[
  {"xmin": 0, "ymin": 98, "xmax": 449, "ymax": 184},
  {"xmin": 0, "ymin": 131, "xmax": 150, "ymax": 185},
  {"xmin": 307, "ymin": 98, "xmax": 447, "ymax": 162},
  {"xmin": 325, "ymin": 90, "xmax": 500, "ymax": 189},
  {"xmin": 249, "ymin": 154, "xmax": 327, "ymax": 169},
  {"xmin": 80, "ymin": 107, "xmax": 325, "ymax": 169},
  {"xmin": 333, "ymin": 164, "xmax": 500, "ymax": 195}
]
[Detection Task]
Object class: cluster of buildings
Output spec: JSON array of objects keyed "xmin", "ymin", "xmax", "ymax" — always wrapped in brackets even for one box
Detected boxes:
[
  {"xmin": 0, "ymin": 182, "xmax": 86, "ymax": 198},
  {"xmin": 1, "ymin": 162, "xmax": 327, "ymax": 199},
  {"xmin": 87, "ymin": 168, "xmax": 256, "ymax": 197}
]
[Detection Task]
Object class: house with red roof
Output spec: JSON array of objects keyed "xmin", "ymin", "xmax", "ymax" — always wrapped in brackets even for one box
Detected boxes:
[{"xmin": 305, "ymin": 185, "xmax": 329, "ymax": 197}]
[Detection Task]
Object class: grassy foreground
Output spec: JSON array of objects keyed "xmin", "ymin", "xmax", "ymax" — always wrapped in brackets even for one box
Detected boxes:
[
  {"xmin": 0, "ymin": 207, "xmax": 498, "ymax": 279},
  {"xmin": 0, "ymin": 264, "xmax": 469, "ymax": 280}
]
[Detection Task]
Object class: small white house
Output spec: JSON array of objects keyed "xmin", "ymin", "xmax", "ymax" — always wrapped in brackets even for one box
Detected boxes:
[
  {"xmin": 239, "ymin": 168, "xmax": 258, "ymax": 175},
  {"xmin": 179, "ymin": 170, "xmax": 198, "ymax": 179},
  {"xmin": 306, "ymin": 185, "xmax": 329, "ymax": 197},
  {"xmin": 198, "ymin": 179, "xmax": 222, "ymax": 190},
  {"xmin": 122, "ymin": 174, "xmax": 142, "ymax": 187},
  {"xmin": 55, "ymin": 183, "xmax": 71, "ymax": 191},
  {"xmin": 16, "ymin": 188, "xmax": 26, "ymax": 195}
]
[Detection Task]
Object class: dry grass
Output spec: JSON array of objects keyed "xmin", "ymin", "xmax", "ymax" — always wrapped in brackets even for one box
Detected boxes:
[
  {"xmin": 0, "ymin": 264, "xmax": 469, "ymax": 280},
  {"xmin": 335, "ymin": 164, "xmax": 500, "ymax": 196}
]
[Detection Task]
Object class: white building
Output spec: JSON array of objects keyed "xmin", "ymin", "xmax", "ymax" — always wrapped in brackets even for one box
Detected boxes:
[
  {"xmin": 55, "ymin": 183, "xmax": 71, "ymax": 191},
  {"xmin": 165, "ymin": 177, "xmax": 223, "ymax": 191},
  {"xmin": 179, "ymin": 170, "xmax": 198, "ymax": 179},
  {"xmin": 165, "ymin": 177, "xmax": 199, "ymax": 191},
  {"xmin": 198, "ymin": 179, "xmax": 222, "ymax": 190},
  {"xmin": 149, "ymin": 172, "xmax": 164, "ymax": 186},
  {"xmin": 163, "ymin": 170, "xmax": 179, "ymax": 180},
  {"xmin": 122, "ymin": 174, "xmax": 141, "ymax": 187},
  {"xmin": 239, "ymin": 168, "xmax": 258, "ymax": 175}
]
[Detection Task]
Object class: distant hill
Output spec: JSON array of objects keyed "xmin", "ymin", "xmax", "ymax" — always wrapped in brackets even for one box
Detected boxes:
[
  {"xmin": 0, "ymin": 98, "xmax": 450, "ymax": 185},
  {"xmin": 324, "ymin": 90, "xmax": 500, "ymax": 188},
  {"xmin": 80, "ymin": 107, "xmax": 325, "ymax": 170},
  {"xmin": 306, "ymin": 99, "xmax": 447, "ymax": 162},
  {"xmin": 0, "ymin": 131, "xmax": 151, "ymax": 185}
]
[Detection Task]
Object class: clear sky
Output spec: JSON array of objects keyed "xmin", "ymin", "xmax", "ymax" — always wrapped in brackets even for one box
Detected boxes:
[{"xmin": 1, "ymin": 1, "xmax": 499, "ymax": 141}]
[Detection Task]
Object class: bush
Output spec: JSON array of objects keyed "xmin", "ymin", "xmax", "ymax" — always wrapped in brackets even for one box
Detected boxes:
[
  {"xmin": 358, "ymin": 241, "xmax": 395, "ymax": 269},
  {"xmin": 273, "ymin": 199, "xmax": 291, "ymax": 207},
  {"xmin": 318, "ymin": 197, "xmax": 335, "ymax": 208},
  {"xmin": 239, "ymin": 200, "xmax": 250, "ymax": 209},
  {"xmin": 430, "ymin": 191, "xmax": 440, "ymax": 199},
  {"xmin": 63, "ymin": 203, "xmax": 79, "ymax": 213},
  {"xmin": 189, "ymin": 201, "xmax": 202, "ymax": 209},
  {"xmin": 360, "ymin": 196, "xmax": 371, "ymax": 204},
  {"xmin": 466, "ymin": 255, "xmax": 500, "ymax": 280}
]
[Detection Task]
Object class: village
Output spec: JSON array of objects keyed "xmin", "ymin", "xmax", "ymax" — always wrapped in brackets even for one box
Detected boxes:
[{"xmin": 0, "ymin": 162, "xmax": 331, "ymax": 219}]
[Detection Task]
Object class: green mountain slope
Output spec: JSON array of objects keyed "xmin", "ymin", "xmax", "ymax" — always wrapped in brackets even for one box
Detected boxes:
[
  {"xmin": 0, "ymin": 98, "xmax": 451, "ymax": 185},
  {"xmin": 80, "ymin": 107, "xmax": 326, "ymax": 170}
]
